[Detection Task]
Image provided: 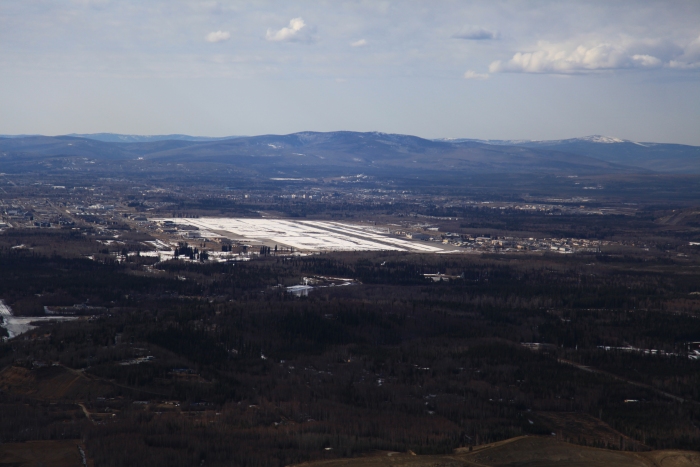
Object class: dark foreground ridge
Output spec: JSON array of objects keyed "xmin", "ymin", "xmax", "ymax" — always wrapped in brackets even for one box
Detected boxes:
[{"xmin": 294, "ymin": 436, "xmax": 700, "ymax": 467}]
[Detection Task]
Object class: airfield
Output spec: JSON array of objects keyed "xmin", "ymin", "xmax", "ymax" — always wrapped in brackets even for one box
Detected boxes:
[{"xmin": 153, "ymin": 218, "xmax": 455, "ymax": 253}]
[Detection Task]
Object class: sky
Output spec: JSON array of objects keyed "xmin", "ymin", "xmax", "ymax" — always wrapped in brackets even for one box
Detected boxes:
[{"xmin": 1, "ymin": 0, "xmax": 699, "ymax": 144}]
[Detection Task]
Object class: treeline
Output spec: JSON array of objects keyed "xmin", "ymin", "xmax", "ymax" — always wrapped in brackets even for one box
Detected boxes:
[
  {"xmin": 1, "ymin": 248, "xmax": 700, "ymax": 465},
  {"xmin": 3, "ymin": 292, "xmax": 700, "ymax": 460}
]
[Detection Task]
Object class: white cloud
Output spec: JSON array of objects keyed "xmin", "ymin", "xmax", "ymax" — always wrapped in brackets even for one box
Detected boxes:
[
  {"xmin": 350, "ymin": 39, "xmax": 367, "ymax": 47},
  {"xmin": 463, "ymin": 70, "xmax": 489, "ymax": 80},
  {"xmin": 205, "ymin": 31, "xmax": 230, "ymax": 43},
  {"xmin": 489, "ymin": 41, "xmax": 667, "ymax": 74},
  {"xmin": 266, "ymin": 17, "xmax": 309, "ymax": 42},
  {"xmin": 453, "ymin": 27, "xmax": 499, "ymax": 41}
]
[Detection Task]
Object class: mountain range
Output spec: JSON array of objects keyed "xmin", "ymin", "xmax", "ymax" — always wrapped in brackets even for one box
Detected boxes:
[
  {"xmin": 0, "ymin": 132, "xmax": 698, "ymax": 176},
  {"xmin": 66, "ymin": 133, "xmax": 237, "ymax": 143}
]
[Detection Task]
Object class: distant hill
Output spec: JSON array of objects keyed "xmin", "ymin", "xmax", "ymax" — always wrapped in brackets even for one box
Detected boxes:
[
  {"xmin": 441, "ymin": 135, "xmax": 700, "ymax": 173},
  {"xmin": 0, "ymin": 134, "xmax": 42, "ymax": 139},
  {"xmin": 518, "ymin": 137, "xmax": 700, "ymax": 173},
  {"xmin": 65, "ymin": 133, "xmax": 240, "ymax": 143},
  {"xmin": 138, "ymin": 131, "xmax": 632, "ymax": 175},
  {"xmin": 1, "ymin": 131, "xmax": 698, "ymax": 175},
  {"xmin": 0, "ymin": 135, "xmax": 138, "ymax": 160}
]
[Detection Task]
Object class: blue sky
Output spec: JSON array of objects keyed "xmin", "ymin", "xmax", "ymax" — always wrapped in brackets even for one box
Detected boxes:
[{"xmin": 1, "ymin": 0, "xmax": 699, "ymax": 144}]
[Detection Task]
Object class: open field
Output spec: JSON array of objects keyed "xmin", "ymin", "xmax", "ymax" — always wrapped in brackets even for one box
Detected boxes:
[
  {"xmin": 0, "ymin": 365, "xmax": 114, "ymax": 401},
  {"xmin": 0, "ymin": 439, "xmax": 87, "ymax": 467},
  {"xmin": 294, "ymin": 436, "xmax": 700, "ymax": 467}
]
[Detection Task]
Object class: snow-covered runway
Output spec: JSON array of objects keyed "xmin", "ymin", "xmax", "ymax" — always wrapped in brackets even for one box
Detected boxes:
[{"xmin": 154, "ymin": 218, "xmax": 445, "ymax": 253}]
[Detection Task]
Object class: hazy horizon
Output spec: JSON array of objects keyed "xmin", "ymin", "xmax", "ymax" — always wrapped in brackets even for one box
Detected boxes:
[{"xmin": 2, "ymin": 131, "xmax": 700, "ymax": 147}]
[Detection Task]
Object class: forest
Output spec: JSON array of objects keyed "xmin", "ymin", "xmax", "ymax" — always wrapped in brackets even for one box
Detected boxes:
[{"xmin": 1, "ymin": 229, "xmax": 700, "ymax": 466}]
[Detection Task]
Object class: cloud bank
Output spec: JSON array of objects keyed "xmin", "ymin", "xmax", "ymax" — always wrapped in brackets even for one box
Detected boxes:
[
  {"xmin": 490, "ymin": 37, "xmax": 700, "ymax": 74},
  {"xmin": 350, "ymin": 39, "xmax": 367, "ymax": 47}
]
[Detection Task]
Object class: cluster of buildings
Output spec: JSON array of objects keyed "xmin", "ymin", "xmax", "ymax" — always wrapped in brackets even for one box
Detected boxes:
[
  {"xmin": 455, "ymin": 236, "xmax": 605, "ymax": 253},
  {"xmin": 394, "ymin": 226, "xmax": 607, "ymax": 254}
]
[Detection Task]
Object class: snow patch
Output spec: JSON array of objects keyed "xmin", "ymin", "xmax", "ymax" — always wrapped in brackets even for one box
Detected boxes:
[{"xmin": 578, "ymin": 135, "xmax": 625, "ymax": 144}]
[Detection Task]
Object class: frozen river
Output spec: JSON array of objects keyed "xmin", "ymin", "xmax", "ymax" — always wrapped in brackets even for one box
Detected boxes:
[{"xmin": 0, "ymin": 300, "xmax": 78, "ymax": 340}]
